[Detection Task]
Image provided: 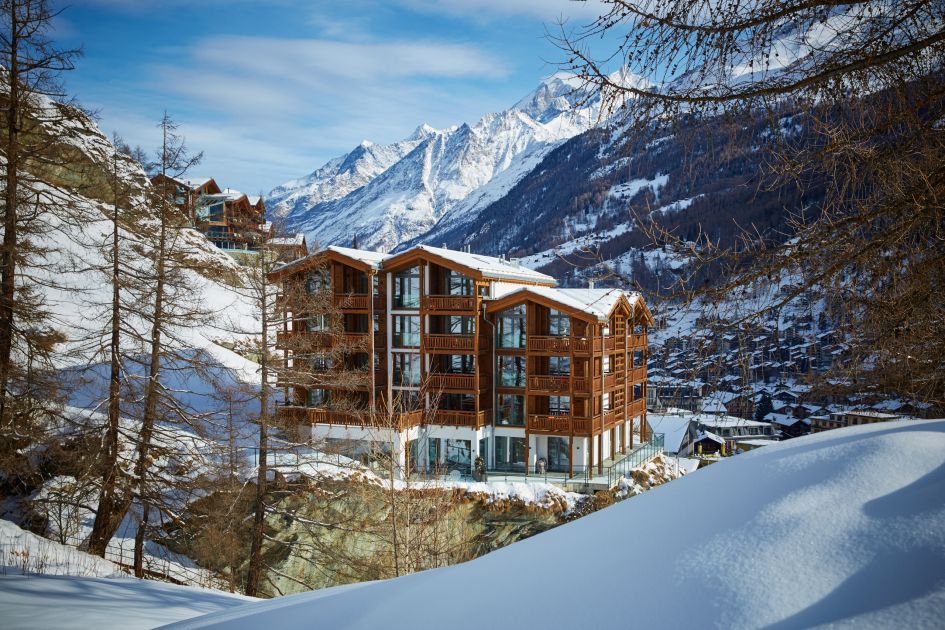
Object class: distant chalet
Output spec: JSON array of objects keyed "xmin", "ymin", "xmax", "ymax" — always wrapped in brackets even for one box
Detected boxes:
[
  {"xmin": 151, "ymin": 174, "xmax": 306, "ymax": 259},
  {"xmin": 269, "ymin": 244, "xmax": 653, "ymax": 479}
]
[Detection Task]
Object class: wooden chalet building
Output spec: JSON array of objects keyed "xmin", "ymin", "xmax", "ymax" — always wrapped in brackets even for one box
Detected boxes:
[
  {"xmin": 270, "ymin": 244, "xmax": 653, "ymax": 478},
  {"xmin": 150, "ymin": 175, "xmax": 270, "ymax": 252}
]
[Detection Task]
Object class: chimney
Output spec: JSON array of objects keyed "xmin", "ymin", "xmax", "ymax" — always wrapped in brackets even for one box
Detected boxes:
[
  {"xmin": 588, "ymin": 279, "xmax": 595, "ymax": 289},
  {"xmin": 442, "ymin": 243, "xmax": 448, "ymax": 250}
]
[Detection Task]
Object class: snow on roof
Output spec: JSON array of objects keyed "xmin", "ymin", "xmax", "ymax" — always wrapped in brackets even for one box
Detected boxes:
[
  {"xmin": 492, "ymin": 285, "xmax": 641, "ymax": 321},
  {"xmin": 647, "ymin": 414, "xmax": 693, "ymax": 454},
  {"xmin": 696, "ymin": 430, "xmax": 726, "ymax": 445},
  {"xmin": 699, "ymin": 415, "xmax": 770, "ymax": 429},
  {"xmin": 204, "ymin": 189, "xmax": 246, "ymax": 202},
  {"xmin": 180, "ymin": 176, "xmax": 213, "ymax": 190},
  {"xmin": 247, "ymin": 195, "xmax": 263, "ymax": 206},
  {"xmin": 409, "ymin": 244, "xmax": 555, "ymax": 284},
  {"xmin": 268, "ymin": 234, "xmax": 306, "ymax": 247},
  {"xmin": 327, "ymin": 245, "xmax": 390, "ymax": 270},
  {"xmin": 158, "ymin": 419, "xmax": 945, "ymax": 630},
  {"xmin": 764, "ymin": 412, "xmax": 809, "ymax": 427}
]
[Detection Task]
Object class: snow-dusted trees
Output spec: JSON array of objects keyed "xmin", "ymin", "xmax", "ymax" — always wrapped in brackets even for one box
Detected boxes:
[{"xmin": 557, "ymin": 0, "xmax": 945, "ymax": 407}]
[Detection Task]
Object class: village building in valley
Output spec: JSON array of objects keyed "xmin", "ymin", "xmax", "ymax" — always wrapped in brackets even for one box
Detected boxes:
[{"xmin": 270, "ymin": 244, "xmax": 653, "ymax": 479}]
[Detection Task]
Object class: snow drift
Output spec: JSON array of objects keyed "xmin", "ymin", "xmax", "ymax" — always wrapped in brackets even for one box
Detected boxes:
[{"xmin": 163, "ymin": 419, "xmax": 945, "ymax": 629}]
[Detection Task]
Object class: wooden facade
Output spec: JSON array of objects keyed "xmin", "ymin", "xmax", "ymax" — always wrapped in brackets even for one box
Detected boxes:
[{"xmin": 271, "ymin": 245, "xmax": 652, "ymax": 477}]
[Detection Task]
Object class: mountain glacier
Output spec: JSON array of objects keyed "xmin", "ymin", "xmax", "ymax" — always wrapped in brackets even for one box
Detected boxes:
[{"xmin": 267, "ymin": 76, "xmax": 603, "ymax": 252}]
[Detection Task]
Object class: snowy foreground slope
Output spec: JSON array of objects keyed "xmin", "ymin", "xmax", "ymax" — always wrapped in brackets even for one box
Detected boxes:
[
  {"xmin": 0, "ymin": 520, "xmax": 252, "ymax": 629},
  {"xmin": 166, "ymin": 420, "xmax": 945, "ymax": 630}
]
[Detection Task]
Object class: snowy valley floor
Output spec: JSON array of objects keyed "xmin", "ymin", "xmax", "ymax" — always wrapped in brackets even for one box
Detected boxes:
[{"xmin": 2, "ymin": 420, "xmax": 944, "ymax": 629}]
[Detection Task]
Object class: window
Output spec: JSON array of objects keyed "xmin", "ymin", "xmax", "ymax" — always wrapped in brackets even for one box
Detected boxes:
[
  {"xmin": 448, "ymin": 316, "xmax": 475, "ymax": 335},
  {"xmin": 603, "ymin": 355, "xmax": 612, "ymax": 374},
  {"xmin": 445, "ymin": 439, "xmax": 471, "ymax": 472},
  {"xmin": 393, "ymin": 315, "xmax": 420, "ymax": 348},
  {"xmin": 446, "ymin": 270, "xmax": 473, "ymax": 296},
  {"xmin": 311, "ymin": 354, "xmax": 331, "ymax": 371},
  {"xmin": 603, "ymin": 392, "xmax": 612, "ymax": 412},
  {"xmin": 308, "ymin": 388, "xmax": 329, "ymax": 406},
  {"xmin": 549, "ymin": 309, "xmax": 570, "ymax": 336},
  {"xmin": 393, "ymin": 266, "xmax": 420, "ymax": 308},
  {"xmin": 304, "ymin": 314, "xmax": 331, "ymax": 332},
  {"xmin": 548, "ymin": 437, "xmax": 569, "ymax": 473},
  {"xmin": 392, "ymin": 353, "xmax": 421, "ymax": 386},
  {"xmin": 494, "ymin": 436, "xmax": 526, "ymax": 471},
  {"xmin": 497, "ymin": 394, "xmax": 525, "ymax": 426},
  {"xmin": 305, "ymin": 270, "xmax": 330, "ymax": 294},
  {"xmin": 549, "ymin": 356, "xmax": 570, "ymax": 376},
  {"xmin": 448, "ymin": 354, "xmax": 475, "ymax": 374},
  {"xmin": 633, "ymin": 384, "xmax": 643, "ymax": 401},
  {"xmin": 633, "ymin": 350, "xmax": 646, "ymax": 368},
  {"xmin": 498, "ymin": 305, "xmax": 526, "ymax": 349},
  {"xmin": 499, "ymin": 355, "xmax": 525, "ymax": 387},
  {"xmin": 549, "ymin": 396, "xmax": 571, "ymax": 415}
]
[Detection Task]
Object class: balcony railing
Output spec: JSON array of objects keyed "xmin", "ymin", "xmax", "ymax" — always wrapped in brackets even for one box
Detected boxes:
[
  {"xmin": 428, "ymin": 373, "xmax": 478, "ymax": 391},
  {"xmin": 526, "ymin": 414, "xmax": 597, "ymax": 435},
  {"xmin": 422, "ymin": 295, "xmax": 476, "ymax": 312},
  {"xmin": 630, "ymin": 366, "xmax": 647, "ymax": 382},
  {"xmin": 275, "ymin": 330, "xmax": 332, "ymax": 350},
  {"xmin": 528, "ymin": 375, "xmax": 571, "ymax": 392},
  {"xmin": 424, "ymin": 334, "xmax": 476, "ymax": 352},
  {"xmin": 333, "ymin": 293, "xmax": 370, "ymax": 310},
  {"xmin": 430, "ymin": 409, "xmax": 491, "ymax": 428},
  {"xmin": 527, "ymin": 336, "xmax": 571, "ymax": 353},
  {"xmin": 603, "ymin": 373, "xmax": 616, "ymax": 390},
  {"xmin": 629, "ymin": 398, "xmax": 646, "ymax": 417}
]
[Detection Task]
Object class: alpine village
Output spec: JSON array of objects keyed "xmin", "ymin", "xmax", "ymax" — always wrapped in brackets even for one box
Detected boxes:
[{"xmin": 0, "ymin": 1, "xmax": 943, "ymax": 629}]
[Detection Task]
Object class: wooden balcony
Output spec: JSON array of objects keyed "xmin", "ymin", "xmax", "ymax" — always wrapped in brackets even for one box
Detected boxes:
[
  {"xmin": 527, "ymin": 335, "xmax": 571, "ymax": 353},
  {"xmin": 528, "ymin": 375, "xmax": 571, "ymax": 393},
  {"xmin": 275, "ymin": 330, "xmax": 332, "ymax": 350},
  {"xmin": 527, "ymin": 414, "xmax": 572, "ymax": 435},
  {"xmin": 424, "ymin": 334, "xmax": 476, "ymax": 353},
  {"xmin": 629, "ymin": 398, "xmax": 646, "ymax": 417},
  {"xmin": 306, "ymin": 408, "xmax": 424, "ymax": 430},
  {"xmin": 422, "ymin": 294, "xmax": 476, "ymax": 312},
  {"xmin": 333, "ymin": 293, "xmax": 370, "ymax": 310},
  {"xmin": 630, "ymin": 366, "xmax": 646, "ymax": 383},
  {"xmin": 630, "ymin": 336, "xmax": 647, "ymax": 350},
  {"xmin": 430, "ymin": 409, "xmax": 491, "ymax": 428},
  {"xmin": 428, "ymin": 373, "xmax": 479, "ymax": 391},
  {"xmin": 602, "ymin": 410, "xmax": 617, "ymax": 430},
  {"xmin": 603, "ymin": 373, "xmax": 616, "ymax": 391}
]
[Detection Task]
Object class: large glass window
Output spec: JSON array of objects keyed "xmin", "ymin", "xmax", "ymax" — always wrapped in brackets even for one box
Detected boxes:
[
  {"xmin": 549, "ymin": 396, "xmax": 571, "ymax": 415},
  {"xmin": 497, "ymin": 394, "xmax": 525, "ymax": 426},
  {"xmin": 633, "ymin": 350, "xmax": 646, "ymax": 368},
  {"xmin": 393, "ymin": 315, "xmax": 420, "ymax": 348},
  {"xmin": 393, "ymin": 266, "xmax": 420, "ymax": 308},
  {"xmin": 311, "ymin": 354, "xmax": 331, "ymax": 371},
  {"xmin": 499, "ymin": 355, "xmax": 525, "ymax": 387},
  {"xmin": 549, "ymin": 356, "xmax": 570, "ymax": 376},
  {"xmin": 448, "ymin": 316, "xmax": 475, "ymax": 335},
  {"xmin": 445, "ymin": 439, "xmax": 471, "ymax": 472},
  {"xmin": 448, "ymin": 354, "xmax": 475, "ymax": 374},
  {"xmin": 305, "ymin": 270, "xmax": 330, "ymax": 294},
  {"xmin": 548, "ymin": 437, "xmax": 569, "ymax": 473},
  {"xmin": 498, "ymin": 305, "xmax": 526, "ymax": 349},
  {"xmin": 549, "ymin": 309, "xmax": 570, "ymax": 336},
  {"xmin": 304, "ymin": 314, "xmax": 331, "ymax": 332},
  {"xmin": 446, "ymin": 270, "xmax": 473, "ymax": 296},
  {"xmin": 494, "ymin": 436, "xmax": 526, "ymax": 471},
  {"xmin": 308, "ymin": 388, "xmax": 329, "ymax": 406},
  {"xmin": 392, "ymin": 353, "xmax": 421, "ymax": 386}
]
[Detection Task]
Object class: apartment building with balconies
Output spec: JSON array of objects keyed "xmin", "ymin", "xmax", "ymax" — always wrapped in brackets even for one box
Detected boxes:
[{"xmin": 271, "ymin": 244, "xmax": 652, "ymax": 479}]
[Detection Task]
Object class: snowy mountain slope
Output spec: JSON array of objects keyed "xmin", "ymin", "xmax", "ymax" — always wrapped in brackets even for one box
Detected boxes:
[
  {"xmin": 0, "ymin": 519, "xmax": 253, "ymax": 630},
  {"xmin": 269, "ymin": 76, "xmax": 602, "ymax": 252},
  {"xmin": 163, "ymin": 418, "xmax": 945, "ymax": 630}
]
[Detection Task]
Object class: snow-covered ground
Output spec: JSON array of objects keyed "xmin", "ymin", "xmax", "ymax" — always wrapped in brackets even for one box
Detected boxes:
[
  {"xmin": 160, "ymin": 419, "xmax": 945, "ymax": 629},
  {"xmin": 0, "ymin": 519, "xmax": 253, "ymax": 629}
]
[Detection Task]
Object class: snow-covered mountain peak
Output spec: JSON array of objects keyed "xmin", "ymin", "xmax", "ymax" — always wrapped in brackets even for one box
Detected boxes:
[{"xmin": 268, "ymin": 75, "xmax": 605, "ymax": 251}]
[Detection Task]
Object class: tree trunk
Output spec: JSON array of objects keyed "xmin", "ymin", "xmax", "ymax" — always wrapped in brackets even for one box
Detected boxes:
[
  {"xmin": 0, "ymin": 3, "xmax": 20, "ymax": 424},
  {"xmin": 88, "ymin": 151, "xmax": 124, "ymax": 557}
]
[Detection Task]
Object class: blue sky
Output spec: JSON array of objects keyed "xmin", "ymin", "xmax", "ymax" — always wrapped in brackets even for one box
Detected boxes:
[{"xmin": 53, "ymin": 0, "xmax": 606, "ymax": 194}]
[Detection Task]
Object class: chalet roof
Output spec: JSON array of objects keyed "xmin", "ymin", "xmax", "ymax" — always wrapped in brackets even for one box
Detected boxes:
[
  {"xmin": 696, "ymin": 430, "xmax": 725, "ymax": 445},
  {"xmin": 204, "ymin": 189, "xmax": 247, "ymax": 203},
  {"xmin": 327, "ymin": 245, "xmax": 389, "ymax": 270},
  {"xmin": 699, "ymin": 415, "xmax": 770, "ymax": 429},
  {"xmin": 647, "ymin": 414, "xmax": 693, "ymax": 454},
  {"xmin": 389, "ymin": 244, "xmax": 555, "ymax": 285},
  {"xmin": 488, "ymin": 286, "xmax": 646, "ymax": 322},
  {"xmin": 248, "ymin": 195, "xmax": 263, "ymax": 206},
  {"xmin": 181, "ymin": 177, "xmax": 214, "ymax": 190},
  {"xmin": 269, "ymin": 233, "xmax": 306, "ymax": 247},
  {"xmin": 764, "ymin": 412, "xmax": 810, "ymax": 427}
]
